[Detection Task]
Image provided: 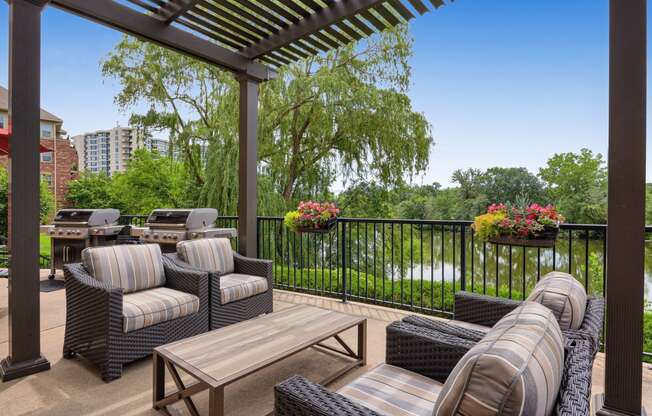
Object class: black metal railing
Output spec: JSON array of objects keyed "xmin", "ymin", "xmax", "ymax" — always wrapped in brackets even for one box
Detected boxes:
[
  {"xmin": 38, "ymin": 214, "xmax": 651, "ymax": 358},
  {"xmin": 254, "ymin": 218, "xmax": 612, "ymax": 311},
  {"xmin": 252, "ymin": 216, "xmax": 648, "ymax": 359}
]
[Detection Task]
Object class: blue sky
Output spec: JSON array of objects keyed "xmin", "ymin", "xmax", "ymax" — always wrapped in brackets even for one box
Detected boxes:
[{"xmin": 0, "ymin": 1, "xmax": 615, "ymax": 187}]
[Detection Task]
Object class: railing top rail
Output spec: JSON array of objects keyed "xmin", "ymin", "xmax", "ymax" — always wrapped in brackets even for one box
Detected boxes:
[{"xmin": 120, "ymin": 214, "xmax": 652, "ymax": 232}]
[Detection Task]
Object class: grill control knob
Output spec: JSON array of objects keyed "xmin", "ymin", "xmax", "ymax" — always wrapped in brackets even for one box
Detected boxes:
[
  {"xmin": 172, "ymin": 235, "xmax": 178, "ymax": 240},
  {"xmin": 153, "ymin": 234, "xmax": 159, "ymax": 240}
]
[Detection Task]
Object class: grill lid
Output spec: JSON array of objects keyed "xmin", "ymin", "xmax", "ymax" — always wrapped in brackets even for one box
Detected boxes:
[
  {"xmin": 145, "ymin": 208, "xmax": 218, "ymax": 229},
  {"xmin": 53, "ymin": 209, "xmax": 120, "ymax": 227}
]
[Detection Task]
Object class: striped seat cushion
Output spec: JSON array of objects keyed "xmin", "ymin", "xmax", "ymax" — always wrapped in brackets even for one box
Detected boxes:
[
  {"xmin": 526, "ymin": 271, "xmax": 587, "ymax": 330},
  {"xmin": 338, "ymin": 364, "xmax": 443, "ymax": 416},
  {"xmin": 122, "ymin": 287, "xmax": 200, "ymax": 332},
  {"xmin": 219, "ymin": 273, "xmax": 268, "ymax": 304},
  {"xmin": 177, "ymin": 238, "xmax": 234, "ymax": 274},
  {"xmin": 82, "ymin": 244, "xmax": 165, "ymax": 294},
  {"xmin": 433, "ymin": 302, "xmax": 564, "ymax": 416}
]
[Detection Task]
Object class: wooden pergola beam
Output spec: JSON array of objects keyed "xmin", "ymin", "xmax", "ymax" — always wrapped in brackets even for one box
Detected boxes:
[
  {"xmin": 50, "ymin": 0, "xmax": 276, "ymax": 81},
  {"xmin": 239, "ymin": 0, "xmax": 387, "ymax": 59}
]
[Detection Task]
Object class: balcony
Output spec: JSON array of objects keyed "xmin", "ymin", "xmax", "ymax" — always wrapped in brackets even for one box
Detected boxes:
[{"xmin": 2, "ymin": 0, "xmax": 649, "ymax": 414}]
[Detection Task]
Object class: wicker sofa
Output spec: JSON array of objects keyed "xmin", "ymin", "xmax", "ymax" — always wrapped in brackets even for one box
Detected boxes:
[
  {"xmin": 167, "ymin": 238, "xmax": 273, "ymax": 329},
  {"xmin": 275, "ymin": 302, "xmax": 594, "ymax": 415},
  {"xmin": 62, "ymin": 244, "xmax": 209, "ymax": 382}
]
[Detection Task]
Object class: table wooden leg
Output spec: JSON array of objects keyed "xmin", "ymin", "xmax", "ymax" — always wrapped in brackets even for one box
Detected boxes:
[
  {"xmin": 153, "ymin": 351, "xmax": 165, "ymax": 409},
  {"xmin": 209, "ymin": 386, "xmax": 225, "ymax": 416},
  {"xmin": 358, "ymin": 320, "xmax": 367, "ymax": 366}
]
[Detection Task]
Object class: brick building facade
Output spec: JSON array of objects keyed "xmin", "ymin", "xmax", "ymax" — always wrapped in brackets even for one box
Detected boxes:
[{"xmin": 0, "ymin": 86, "xmax": 78, "ymax": 210}]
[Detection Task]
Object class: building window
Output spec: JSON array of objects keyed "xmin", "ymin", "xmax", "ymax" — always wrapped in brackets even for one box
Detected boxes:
[
  {"xmin": 0, "ymin": 115, "xmax": 5, "ymax": 129},
  {"xmin": 41, "ymin": 151, "xmax": 53, "ymax": 163},
  {"xmin": 40, "ymin": 122, "xmax": 53, "ymax": 138},
  {"xmin": 41, "ymin": 173, "xmax": 53, "ymax": 187}
]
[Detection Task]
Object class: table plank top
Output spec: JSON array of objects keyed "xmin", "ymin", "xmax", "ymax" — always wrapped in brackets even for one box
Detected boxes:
[{"xmin": 155, "ymin": 304, "xmax": 366, "ymax": 387}]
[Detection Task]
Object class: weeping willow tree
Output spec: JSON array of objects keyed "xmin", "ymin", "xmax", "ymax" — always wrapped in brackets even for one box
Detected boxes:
[{"xmin": 101, "ymin": 25, "xmax": 432, "ymax": 216}]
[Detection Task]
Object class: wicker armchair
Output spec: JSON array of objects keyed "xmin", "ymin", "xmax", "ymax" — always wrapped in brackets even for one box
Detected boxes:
[
  {"xmin": 62, "ymin": 256, "xmax": 209, "ymax": 382},
  {"xmin": 166, "ymin": 250, "xmax": 273, "ymax": 329},
  {"xmin": 275, "ymin": 321, "xmax": 594, "ymax": 416},
  {"xmin": 421, "ymin": 291, "xmax": 605, "ymax": 356}
]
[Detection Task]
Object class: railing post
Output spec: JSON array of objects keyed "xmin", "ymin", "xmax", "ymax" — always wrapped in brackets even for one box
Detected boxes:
[
  {"xmin": 460, "ymin": 224, "xmax": 467, "ymax": 291},
  {"xmin": 341, "ymin": 221, "xmax": 347, "ymax": 303}
]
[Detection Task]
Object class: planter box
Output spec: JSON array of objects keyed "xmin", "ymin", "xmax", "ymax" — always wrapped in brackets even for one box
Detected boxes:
[
  {"xmin": 295, "ymin": 218, "xmax": 338, "ymax": 234},
  {"xmin": 488, "ymin": 228, "xmax": 559, "ymax": 248}
]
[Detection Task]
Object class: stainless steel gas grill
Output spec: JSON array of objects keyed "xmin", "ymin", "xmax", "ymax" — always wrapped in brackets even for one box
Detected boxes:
[
  {"xmin": 139, "ymin": 208, "xmax": 237, "ymax": 252},
  {"xmin": 40, "ymin": 208, "xmax": 124, "ymax": 279}
]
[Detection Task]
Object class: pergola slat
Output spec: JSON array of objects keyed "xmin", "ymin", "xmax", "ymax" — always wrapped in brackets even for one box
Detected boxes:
[
  {"xmin": 297, "ymin": 0, "xmax": 324, "ymax": 13},
  {"xmin": 405, "ymin": 0, "xmax": 429, "ymax": 15},
  {"xmin": 177, "ymin": 16, "xmax": 248, "ymax": 49},
  {"xmin": 194, "ymin": 2, "xmax": 267, "ymax": 40},
  {"xmin": 182, "ymin": 11, "xmax": 253, "ymax": 46},
  {"xmin": 349, "ymin": 15, "xmax": 375, "ymax": 36},
  {"xmin": 267, "ymin": 51, "xmax": 293, "ymax": 65},
  {"xmin": 257, "ymin": 0, "xmax": 301, "ymax": 23},
  {"xmin": 325, "ymin": 26, "xmax": 352, "ymax": 44},
  {"xmin": 278, "ymin": 0, "xmax": 312, "ymax": 18},
  {"xmin": 295, "ymin": 39, "xmax": 320, "ymax": 55},
  {"xmin": 237, "ymin": 0, "xmax": 291, "ymax": 29},
  {"xmin": 314, "ymin": 31, "xmax": 342, "ymax": 49},
  {"xmin": 162, "ymin": 0, "xmax": 202, "ymax": 23},
  {"xmin": 207, "ymin": 0, "xmax": 279, "ymax": 33},
  {"xmin": 387, "ymin": 0, "xmax": 415, "ymax": 21},
  {"xmin": 336, "ymin": 20, "xmax": 363, "ymax": 40},
  {"xmin": 359, "ymin": 9, "xmax": 388, "ymax": 31},
  {"xmin": 241, "ymin": 0, "xmax": 392, "ymax": 59},
  {"xmin": 51, "ymin": 0, "xmax": 274, "ymax": 80},
  {"xmin": 199, "ymin": 1, "xmax": 270, "ymax": 40},
  {"xmin": 374, "ymin": 4, "xmax": 401, "ymax": 26}
]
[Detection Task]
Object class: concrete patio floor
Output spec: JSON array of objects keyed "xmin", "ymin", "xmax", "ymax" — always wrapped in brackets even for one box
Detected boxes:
[{"xmin": 0, "ymin": 272, "xmax": 650, "ymax": 415}]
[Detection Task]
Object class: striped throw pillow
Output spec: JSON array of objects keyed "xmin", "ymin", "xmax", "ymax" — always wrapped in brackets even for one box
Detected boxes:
[
  {"xmin": 82, "ymin": 244, "xmax": 165, "ymax": 294},
  {"xmin": 433, "ymin": 302, "xmax": 564, "ymax": 416},
  {"xmin": 526, "ymin": 271, "xmax": 587, "ymax": 330},
  {"xmin": 177, "ymin": 238, "xmax": 234, "ymax": 274}
]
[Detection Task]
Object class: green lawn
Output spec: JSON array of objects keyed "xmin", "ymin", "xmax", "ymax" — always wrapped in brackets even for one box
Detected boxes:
[{"xmin": 40, "ymin": 233, "xmax": 51, "ymax": 258}]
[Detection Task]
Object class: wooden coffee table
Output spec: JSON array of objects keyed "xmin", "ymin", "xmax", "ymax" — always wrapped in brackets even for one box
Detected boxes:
[{"xmin": 153, "ymin": 304, "xmax": 367, "ymax": 416}]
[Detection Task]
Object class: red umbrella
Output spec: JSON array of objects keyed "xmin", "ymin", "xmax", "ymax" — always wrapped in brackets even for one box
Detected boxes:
[{"xmin": 0, "ymin": 126, "xmax": 52, "ymax": 155}]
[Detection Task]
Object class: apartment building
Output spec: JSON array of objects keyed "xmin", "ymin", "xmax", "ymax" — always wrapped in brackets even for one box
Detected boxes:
[
  {"xmin": 72, "ymin": 126, "xmax": 145, "ymax": 175},
  {"xmin": 144, "ymin": 137, "xmax": 170, "ymax": 155},
  {"xmin": 0, "ymin": 86, "xmax": 78, "ymax": 210}
]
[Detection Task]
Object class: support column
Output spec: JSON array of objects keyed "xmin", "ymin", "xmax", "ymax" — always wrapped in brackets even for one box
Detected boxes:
[
  {"xmin": 597, "ymin": 0, "xmax": 646, "ymax": 414},
  {"xmin": 1, "ymin": 0, "xmax": 51, "ymax": 382},
  {"xmin": 237, "ymin": 74, "xmax": 259, "ymax": 258}
]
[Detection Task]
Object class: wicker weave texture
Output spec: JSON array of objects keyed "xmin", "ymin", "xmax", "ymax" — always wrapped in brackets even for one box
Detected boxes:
[
  {"xmin": 275, "ymin": 375, "xmax": 383, "ymax": 416},
  {"xmin": 386, "ymin": 321, "xmax": 475, "ymax": 383}
]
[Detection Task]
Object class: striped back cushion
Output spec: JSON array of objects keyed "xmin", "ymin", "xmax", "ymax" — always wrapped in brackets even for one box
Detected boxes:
[
  {"xmin": 526, "ymin": 271, "xmax": 587, "ymax": 330},
  {"xmin": 82, "ymin": 244, "xmax": 165, "ymax": 294},
  {"xmin": 176, "ymin": 238, "xmax": 234, "ymax": 274},
  {"xmin": 433, "ymin": 302, "xmax": 564, "ymax": 416}
]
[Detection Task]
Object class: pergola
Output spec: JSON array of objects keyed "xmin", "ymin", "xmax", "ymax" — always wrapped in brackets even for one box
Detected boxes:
[{"xmin": 0, "ymin": 1, "xmax": 647, "ymax": 415}]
